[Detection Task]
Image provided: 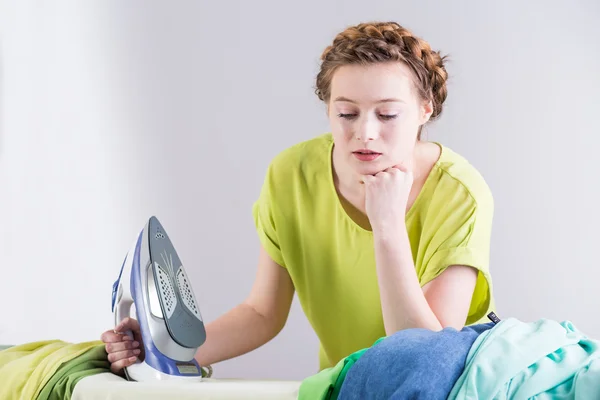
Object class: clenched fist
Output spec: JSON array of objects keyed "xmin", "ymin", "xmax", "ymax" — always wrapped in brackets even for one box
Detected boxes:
[{"xmin": 362, "ymin": 164, "xmax": 413, "ymax": 233}]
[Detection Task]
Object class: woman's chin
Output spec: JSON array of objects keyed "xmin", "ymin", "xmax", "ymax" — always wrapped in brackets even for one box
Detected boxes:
[{"xmin": 353, "ymin": 162, "xmax": 387, "ymax": 177}]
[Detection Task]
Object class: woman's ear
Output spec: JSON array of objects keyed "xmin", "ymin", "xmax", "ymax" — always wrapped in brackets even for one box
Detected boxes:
[{"xmin": 420, "ymin": 99, "xmax": 434, "ymax": 124}]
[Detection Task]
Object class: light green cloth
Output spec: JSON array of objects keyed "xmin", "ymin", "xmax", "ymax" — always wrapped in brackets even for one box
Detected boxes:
[
  {"xmin": 0, "ymin": 340, "xmax": 108, "ymax": 400},
  {"xmin": 449, "ymin": 317, "xmax": 600, "ymax": 398}
]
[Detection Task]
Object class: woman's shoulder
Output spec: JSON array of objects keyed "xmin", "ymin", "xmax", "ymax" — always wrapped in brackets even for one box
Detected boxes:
[
  {"xmin": 265, "ymin": 133, "xmax": 333, "ymax": 181},
  {"xmin": 431, "ymin": 143, "xmax": 494, "ymax": 209},
  {"xmin": 272, "ymin": 133, "xmax": 332, "ymax": 162}
]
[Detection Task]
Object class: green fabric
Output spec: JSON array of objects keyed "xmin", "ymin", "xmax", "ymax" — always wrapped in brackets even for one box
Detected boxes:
[
  {"xmin": 0, "ymin": 340, "xmax": 105, "ymax": 400},
  {"xmin": 37, "ymin": 344, "xmax": 110, "ymax": 400},
  {"xmin": 298, "ymin": 337, "xmax": 385, "ymax": 400}
]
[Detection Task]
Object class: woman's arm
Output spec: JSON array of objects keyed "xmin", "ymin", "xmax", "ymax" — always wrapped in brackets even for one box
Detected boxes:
[
  {"xmin": 101, "ymin": 244, "xmax": 294, "ymax": 374},
  {"xmin": 373, "ymin": 224, "xmax": 478, "ymax": 336},
  {"xmin": 362, "ymin": 165, "xmax": 480, "ymax": 336},
  {"xmin": 195, "ymin": 244, "xmax": 295, "ymax": 366}
]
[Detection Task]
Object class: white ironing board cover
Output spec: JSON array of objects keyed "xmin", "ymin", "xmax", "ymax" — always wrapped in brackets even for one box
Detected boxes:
[{"xmin": 72, "ymin": 372, "xmax": 301, "ymax": 400}]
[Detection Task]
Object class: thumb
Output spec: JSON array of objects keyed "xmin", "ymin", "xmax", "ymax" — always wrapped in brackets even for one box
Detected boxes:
[{"xmin": 115, "ymin": 317, "xmax": 140, "ymax": 334}]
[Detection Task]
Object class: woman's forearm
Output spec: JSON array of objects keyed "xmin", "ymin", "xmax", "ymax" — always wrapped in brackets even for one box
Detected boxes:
[
  {"xmin": 194, "ymin": 302, "xmax": 282, "ymax": 367},
  {"xmin": 373, "ymin": 224, "xmax": 442, "ymax": 335}
]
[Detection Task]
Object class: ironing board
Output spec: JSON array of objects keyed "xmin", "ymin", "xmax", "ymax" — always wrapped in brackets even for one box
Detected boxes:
[{"xmin": 72, "ymin": 372, "xmax": 301, "ymax": 400}]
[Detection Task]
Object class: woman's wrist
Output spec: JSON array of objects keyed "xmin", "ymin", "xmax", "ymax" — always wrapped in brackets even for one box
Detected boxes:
[{"xmin": 371, "ymin": 218, "xmax": 408, "ymax": 244}]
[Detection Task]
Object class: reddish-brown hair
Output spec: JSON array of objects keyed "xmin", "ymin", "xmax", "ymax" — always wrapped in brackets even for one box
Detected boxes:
[{"xmin": 315, "ymin": 21, "xmax": 449, "ymax": 136}]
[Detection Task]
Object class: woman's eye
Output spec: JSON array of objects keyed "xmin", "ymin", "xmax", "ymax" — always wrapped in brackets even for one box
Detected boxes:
[{"xmin": 337, "ymin": 113, "xmax": 397, "ymax": 120}]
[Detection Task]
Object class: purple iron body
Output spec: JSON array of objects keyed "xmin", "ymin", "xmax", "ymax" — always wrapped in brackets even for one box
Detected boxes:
[{"xmin": 111, "ymin": 216, "xmax": 206, "ymax": 381}]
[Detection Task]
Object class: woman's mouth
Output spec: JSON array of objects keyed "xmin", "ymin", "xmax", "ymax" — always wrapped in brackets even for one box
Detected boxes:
[{"xmin": 352, "ymin": 149, "xmax": 381, "ymax": 162}]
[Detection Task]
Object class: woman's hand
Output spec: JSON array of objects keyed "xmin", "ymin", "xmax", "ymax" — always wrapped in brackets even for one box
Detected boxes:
[
  {"xmin": 362, "ymin": 164, "xmax": 414, "ymax": 234},
  {"xmin": 100, "ymin": 317, "xmax": 144, "ymax": 375}
]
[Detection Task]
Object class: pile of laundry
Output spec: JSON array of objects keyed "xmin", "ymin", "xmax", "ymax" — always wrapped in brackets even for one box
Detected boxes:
[
  {"xmin": 2, "ymin": 314, "xmax": 599, "ymax": 400},
  {"xmin": 298, "ymin": 314, "xmax": 600, "ymax": 399}
]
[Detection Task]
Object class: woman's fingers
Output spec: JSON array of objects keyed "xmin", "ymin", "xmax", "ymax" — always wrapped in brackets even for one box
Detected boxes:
[
  {"xmin": 107, "ymin": 348, "xmax": 141, "ymax": 364},
  {"xmin": 105, "ymin": 338, "xmax": 139, "ymax": 354},
  {"xmin": 109, "ymin": 356, "xmax": 138, "ymax": 374}
]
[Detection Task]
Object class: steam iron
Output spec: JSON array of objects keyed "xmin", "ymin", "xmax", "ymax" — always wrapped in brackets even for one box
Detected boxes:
[{"xmin": 111, "ymin": 216, "xmax": 207, "ymax": 382}]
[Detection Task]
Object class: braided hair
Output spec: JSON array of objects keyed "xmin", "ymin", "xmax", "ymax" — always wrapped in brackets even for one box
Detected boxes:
[{"xmin": 315, "ymin": 21, "xmax": 449, "ymax": 132}]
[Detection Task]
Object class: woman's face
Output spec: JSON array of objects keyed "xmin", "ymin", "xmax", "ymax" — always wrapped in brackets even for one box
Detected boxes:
[{"xmin": 328, "ymin": 62, "xmax": 433, "ymax": 178}]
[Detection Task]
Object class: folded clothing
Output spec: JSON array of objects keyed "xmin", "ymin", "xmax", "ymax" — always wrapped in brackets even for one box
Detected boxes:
[
  {"xmin": 449, "ymin": 317, "xmax": 600, "ymax": 398},
  {"xmin": 337, "ymin": 322, "xmax": 494, "ymax": 399},
  {"xmin": 299, "ymin": 316, "xmax": 600, "ymax": 399},
  {"xmin": 0, "ymin": 340, "xmax": 110, "ymax": 400},
  {"xmin": 38, "ymin": 344, "xmax": 111, "ymax": 400},
  {"xmin": 298, "ymin": 320, "xmax": 495, "ymax": 400}
]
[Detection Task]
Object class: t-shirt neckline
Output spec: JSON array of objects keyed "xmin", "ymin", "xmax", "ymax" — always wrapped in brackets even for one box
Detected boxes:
[{"xmin": 324, "ymin": 135, "xmax": 445, "ymax": 234}]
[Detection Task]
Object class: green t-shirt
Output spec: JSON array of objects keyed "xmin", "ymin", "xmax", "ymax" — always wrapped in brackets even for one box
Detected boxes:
[{"xmin": 252, "ymin": 133, "xmax": 495, "ymax": 371}]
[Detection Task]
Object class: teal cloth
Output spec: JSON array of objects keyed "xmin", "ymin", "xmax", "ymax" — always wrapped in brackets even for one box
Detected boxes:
[{"xmin": 448, "ymin": 317, "xmax": 600, "ymax": 398}]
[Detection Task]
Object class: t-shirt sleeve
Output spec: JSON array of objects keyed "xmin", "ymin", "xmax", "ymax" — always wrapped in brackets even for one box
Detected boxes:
[
  {"xmin": 417, "ymin": 184, "xmax": 494, "ymax": 324},
  {"xmin": 252, "ymin": 162, "xmax": 286, "ymax": 268}
]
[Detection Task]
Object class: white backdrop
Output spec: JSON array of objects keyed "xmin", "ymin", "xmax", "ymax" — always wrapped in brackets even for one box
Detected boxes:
[{"xmin": 1, "ymin": 0, "xmax": 599, "ymax": 380}]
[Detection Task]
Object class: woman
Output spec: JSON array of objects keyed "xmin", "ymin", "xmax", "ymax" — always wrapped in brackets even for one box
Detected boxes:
[{"xmin": 101, "ymin": 20, "xmax": 496, "ymax": 376}]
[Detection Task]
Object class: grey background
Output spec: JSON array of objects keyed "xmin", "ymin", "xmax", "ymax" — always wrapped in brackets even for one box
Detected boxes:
[{"xmin": 1, "ymin": 0, "xmax": 599, "ymax": 380}]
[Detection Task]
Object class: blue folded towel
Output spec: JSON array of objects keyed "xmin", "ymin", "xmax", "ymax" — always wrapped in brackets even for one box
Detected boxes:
[{"xmin": 337, "ymin": 322, "xmax": 495, "ymax": 399}]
